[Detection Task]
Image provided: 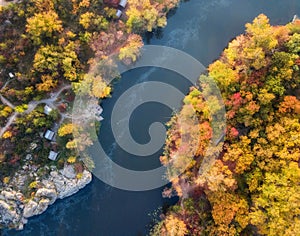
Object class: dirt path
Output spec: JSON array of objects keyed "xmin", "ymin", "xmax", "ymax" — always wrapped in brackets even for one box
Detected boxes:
[
  {"xmin": 0, "ymin": 95, "xmax": 15, "ymax": 109},
  {"xmin": 25, "ymin": 85, "xmax": 71, "ymax": 114},
  {"xmin": 0, "ymin": 85, "xmax": 72, "ymax": 138},
  {"xmin": 0, "ymin": 113, "xmax": 17, "ymax": 137}
]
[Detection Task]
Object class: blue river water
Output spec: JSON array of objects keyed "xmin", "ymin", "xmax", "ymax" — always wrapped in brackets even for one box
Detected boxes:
[{"xmin": 3, "ymin": 0, "xmax": 300, "ymax": 235}]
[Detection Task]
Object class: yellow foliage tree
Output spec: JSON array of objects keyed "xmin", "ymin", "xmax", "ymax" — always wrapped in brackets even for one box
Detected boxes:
[
  {"xmin": 79, "ymin": 12, "xmax": 95, "ymax": 29},
  {"xmin": 119, "ymin": 34, "xmax": 143, "ymax": 65},
  {"xmin": 164, "ymin": 215, "xmax": 188, "ymax": 236},
  {"xmin": 91, "ymin": 76, "xmax": 111, "ymax": 98},
  {"xmin": 250, "ymin": 162, "xmax": 300, "ymax": 235},
  {"xmin": 36, "ymin": 75, "xmax": 57, "ymax": 92},
  {"xmin": 58, "ymin": 123, "xmax": 75, "ymax": 137},
  {"xmin": 2, "ymin": 131, "xmax": 12, "ymax": 139},
  {"xmin": 126, "ymin": 0, "xmax": 167, "ymax": 32},
  {"xmin": 67, "ymin": 156, "xmax": 77, "ymax": 164},
  {"xmin": 246, "ymin": 14, "xmax": 278, "ymax": 51},
  {"xmin": 208, "ymin": 60, "xmax": 239, "ymax": 91},
  {"xmin": 207, "ymin": 190, "xmax": 249, "ymax": 235},
  {"xmin": 26, "ymin": 11, "xmax": 63, "ymax": 45}
]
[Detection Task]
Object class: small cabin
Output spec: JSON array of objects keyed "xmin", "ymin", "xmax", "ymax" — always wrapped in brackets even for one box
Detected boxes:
[
  {"xmin": 119, "ymin": 0, "xmax": 127, "ymax": 8},
  {"xmin": 44, "ymin": 130, "xmax": 55, "ymax": 141},
  {"xmin": 43, "ymin": 105, "xmax": 53, "ymax": 115},
  {"xmin": 116, "ymin": 0, "xmax": 128, "ymax": 18},
  {"xmin": 116, "ymin": 9, "xmax": 122, "ymax": 18},
  {"xmin": 8, "ymin": 72, "xmax": 14, "ymax": 78},
  {"xmin": 48, "ymin": 151, "xmax": 59, "ymax": 161}
]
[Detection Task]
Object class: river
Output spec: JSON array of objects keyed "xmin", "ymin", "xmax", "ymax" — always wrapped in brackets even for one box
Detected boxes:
[{"xmin": 3, "ymin": 0, "xmax": 300, "ymax": 235}]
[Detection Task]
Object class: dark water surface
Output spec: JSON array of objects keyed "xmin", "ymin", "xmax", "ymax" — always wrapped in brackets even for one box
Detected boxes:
[{"xmin": 4, "ymin": 0, "xmax": 300, "ymax": 235}]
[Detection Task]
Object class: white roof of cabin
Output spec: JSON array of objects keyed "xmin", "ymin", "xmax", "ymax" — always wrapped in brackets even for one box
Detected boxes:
[
  {"xmin": 48, "ymin": 151, "xmax": 59, "ymax": 161},
  {"xmin": 119, "ymin": 0, "xmax": 127, "ymax": 8},
  {"xmin": 44, "ymin": 130, "xmax": 55, "ymax": 141},
  {"xmin": 44, "ymin": 105, "xmax": 53, "ymax": 115}
]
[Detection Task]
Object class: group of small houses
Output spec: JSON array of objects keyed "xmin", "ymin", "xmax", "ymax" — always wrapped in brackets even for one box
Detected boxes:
[
  {"xmin": 4, "ymin": 72, "xmax": 59, "ymax": 161},
  {"xmin": 42, "ymin": 103, "xmax": 104, "ymax": 161},
  {"xmin": 42, "ymin": 105, "xmax": 59, "ymax": 161}
]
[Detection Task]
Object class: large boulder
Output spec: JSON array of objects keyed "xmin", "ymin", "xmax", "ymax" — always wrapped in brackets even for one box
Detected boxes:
[
  {"xmin": 35, "ymin": 188, "xmax": 57, "ymax": 205},
  {"xmin": 0, "ymin": 200, "xmax": 18, "ymax": 224},
  {"xmin": 0, "ymin": 167, "xmax": 92, "ymax": 230},
  {"xmin": 35, "ymin": 198, "xmax": 50, "ymax": 215},
  {"xmin": 1, "ymin": 190, "xmax": 16, "ymax": 200},
  {"xmin": 51, "ymin": 169, "xmax": 92, "ymax": 199},
  {"xmin": 77, "ymin": 170, "xmax": 92, "ymax": 190},
  {"xmin": 23, "ymin": 200, "xmax": 38, "ymax": 218},
  {"xmin": 60, "ymin": 165, "xmax": 76, "ymax": 179},
  {"xmin": 23, "ymin": 198, "xmax": 52, "ymax": 218},
  {"xmin": 58, "ymin": 179, "xmax": 79, "ymax": 199}
]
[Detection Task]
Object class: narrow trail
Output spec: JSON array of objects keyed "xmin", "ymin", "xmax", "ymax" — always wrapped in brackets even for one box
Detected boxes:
[
  {"xmin": 0, "ymin": 95, "xmax": 15, "ymax": 109},
  {"xmin": 0, "ymin": 113, "xmax": 17, "ymax": 137},
  {"xmin": 25, "ymin": 85, "xmax": 71, "ymax": 114},
  {"xmin": 1, "ymin": 78, "xmax": 15, "ymax": 90},
  {"xmin": 0, "ymin": 85, "xmax": 72, "ymax": 138}
]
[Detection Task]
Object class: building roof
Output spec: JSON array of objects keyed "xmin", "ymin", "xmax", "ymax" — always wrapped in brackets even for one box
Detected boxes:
[
  {"xmin": 48, "ymin": 151, "xmax": 59, "ymax": 161},
  {"xmin": 8, "ymin": 72, "xmax": 14, "ymax": 78},
  {"xmin": 44, "ymin": 105, "xmax": 53, "ymax": 115},
  {"xmin": 119, "ymin": 0, "xmax": 127, "ymax": 8},
  {"xmin": 44, "ymin": 130, "xmax": 55, "ymax": 141},
  {"xmin": 116, "ymin": 9, "xmax": 122, "ymax": 18}
]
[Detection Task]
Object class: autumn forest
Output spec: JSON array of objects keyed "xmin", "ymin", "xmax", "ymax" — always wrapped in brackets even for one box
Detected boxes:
[
  {"xmin": 0, "ymin": 0, "xmax": 300, "ymax": 235},
  {"xmin": 152, "ymin": 14, "xmax": 300, "ymax": 236}
]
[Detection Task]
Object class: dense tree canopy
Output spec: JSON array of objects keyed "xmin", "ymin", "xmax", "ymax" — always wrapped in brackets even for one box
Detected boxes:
[
  {"xmin": 152, "ymin": 15, "xmax": 300, "ymax": 236},
  {"xmin": 0, "ymin": 0, "xmax": 181, "ymax": 190},
  {"xmin": 26, "ymin": 11, "xmax": 63, "ymax": 45}
]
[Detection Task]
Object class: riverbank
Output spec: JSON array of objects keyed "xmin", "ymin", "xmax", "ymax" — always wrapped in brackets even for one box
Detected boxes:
[
  {"xmin": 2, "ymin": 0, "xmax": 299, "ymax": 235},
  {"xmin": 0, "ymin": 0, "xmax": 181, "ymax": 231},
  {"xmin": 151, "ymin": 15, "xmax": 300, "ymax": 236},
  {"xmin": 0, "ymin": 165, "xmax": 91, "ymax": 230}
]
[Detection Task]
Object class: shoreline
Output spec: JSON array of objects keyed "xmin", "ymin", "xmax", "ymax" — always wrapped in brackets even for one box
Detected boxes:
[
  {"xmin": 0, "ymin": 0, "xmax": 181, "ymax": 231},
  {"xmin": 0, "ymin": 164, "xmax": 92, "ymax": 230}
]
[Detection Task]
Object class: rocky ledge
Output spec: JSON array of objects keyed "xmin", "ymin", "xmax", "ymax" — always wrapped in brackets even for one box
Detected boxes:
[{"xmin": 0, "ymin": 165, "xmax": 92, "ymax": 230}]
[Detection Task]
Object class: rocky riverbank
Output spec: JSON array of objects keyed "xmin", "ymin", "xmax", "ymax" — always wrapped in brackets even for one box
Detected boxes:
[{"xmin": 0, "ymin": 164, "xmax": 92, "ymax": 230}]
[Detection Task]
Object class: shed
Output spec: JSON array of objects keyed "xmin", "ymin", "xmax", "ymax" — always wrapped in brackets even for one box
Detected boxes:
[
  {"xmin": 44, "ymin": 105, "xmax": 53, "ymax": 115},
  {"xmin": 44, "ymin": 130, "xmax": 55, "ymax": 141},
  {"xmin": 119, "ymin": 0, "xmax": 127, "ymax": 8},
  {"xmin": 8, "ymin": 72, "xmax": 14, "ymax": 78},
  {"xmin": 116, "ymin": 9, "xmax": 122, "ymax": 18},
  {"xmin": 48, "ymin": 151, "xmax": 59, "ymax": 161}
]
